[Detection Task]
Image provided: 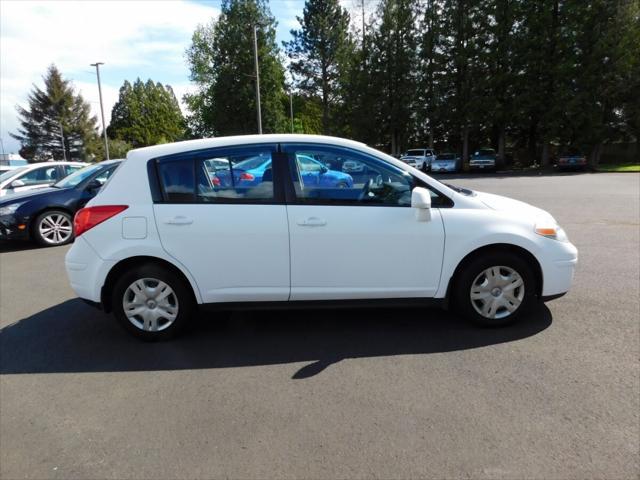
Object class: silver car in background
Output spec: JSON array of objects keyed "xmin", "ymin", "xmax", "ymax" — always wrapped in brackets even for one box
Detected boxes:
[
  {"xmin": 400, "ymin": 148, "xmax": 435, "ymax": 172},
  {"xmin": 431, "ymin": 153, "xmax": 462, "ymax": 173}
]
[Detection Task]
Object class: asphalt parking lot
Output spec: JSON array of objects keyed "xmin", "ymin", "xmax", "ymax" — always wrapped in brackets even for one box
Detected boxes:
[{"xmin": 1, "ymin": 172, "xmax": 638, "ymax": 479}]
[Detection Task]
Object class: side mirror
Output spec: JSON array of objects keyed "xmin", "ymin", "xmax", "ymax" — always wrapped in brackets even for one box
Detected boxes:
[
  {"xmin": 319, "ymin": 166, "xmax": 328, "ymax": 174},
  {"xmin": 411, "ymin": 187, "xmax": 432, "ymax": 222},
  {"xmin": 86, "ymin": 179, "xmax": 102, "ymax": 193},
  {"xmin": 10, "ymin": 179, "xmax": 25, "ymax": 188}
]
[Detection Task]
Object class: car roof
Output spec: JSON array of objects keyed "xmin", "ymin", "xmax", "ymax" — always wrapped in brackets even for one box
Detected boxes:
[
  {"xmin": 128, "ymin": 134, "xmax": 369, "ymax": 160},
  {"xmin": 21, "ymin": 161, "xmax": 86, "ymax": 169}
]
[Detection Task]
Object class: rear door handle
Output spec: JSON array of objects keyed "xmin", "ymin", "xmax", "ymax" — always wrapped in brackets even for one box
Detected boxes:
[
  {"xmin": 297, "ymin": 217, "xmax": 327, "ymax": 227},
  {"xmin": 164, "ymin": 216, "xmax": 193, "ymax": 225}
]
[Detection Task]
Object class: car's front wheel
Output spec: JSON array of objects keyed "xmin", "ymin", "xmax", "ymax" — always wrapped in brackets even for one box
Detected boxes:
[
  {"xmin": 112, "ymin": 263, "xmax": 194, "ymax": 340},
  {"xmin": 33, "ymin": 210, "xmax": 74, "ymax": 246},
  {"xmin": 454, "ymin": 252, "xmax": 537, "ymax": 326}
]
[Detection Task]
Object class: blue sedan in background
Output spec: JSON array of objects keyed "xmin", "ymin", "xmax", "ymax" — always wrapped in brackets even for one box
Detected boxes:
[
  {"xmin": 0, "ymin": 160, "xmax": 121, "ymax": 247},
  {"xmin": 213, "ymin": 154, "xmax": 354, "ymax": 189}
]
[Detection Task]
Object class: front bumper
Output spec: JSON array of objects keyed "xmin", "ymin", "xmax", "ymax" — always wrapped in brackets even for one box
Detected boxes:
[
  {"xmin": 540, "ymin": 241, "xmax": 578, "ymax": 297},
  {"xmin": 469, "ymin": 162, "xmax": 496, "ymax": 170},
  {"xmin": 431, "ymin": 164, "xmax": 457, "ymax": 172},
  {"xmin": 0, "ymin": 215, "xmax": 29, "ymax": 240}
]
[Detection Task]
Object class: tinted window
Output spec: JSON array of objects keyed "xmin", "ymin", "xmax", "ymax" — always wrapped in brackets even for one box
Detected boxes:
[
  {"xmin": 157, "ymin": 147, "xmax": 276, "ymax": 203},
  {"xmin": 406, "ymin": 150, "xmax": 425, "ymax": 156},
  {"xmin": 55, "ymin": 163, "xmax": 107, "ymax": 188},
  {"xmin": 285, "ymin": 145, "xmax": 413, "ymax": 206},
  {"xmin": 0, "ymin": 167, "xmax": 27, "ymax": 182},
  {"xmin": 159, "ymin": 161, "xmax": 196, "ymax": 202},
  {"xmin": 63, "ymin": 164, "xmax": 84, "ymax": 175}
]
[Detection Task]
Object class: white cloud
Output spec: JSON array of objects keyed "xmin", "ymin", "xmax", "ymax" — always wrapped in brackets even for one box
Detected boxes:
[{"xmin": 0, "ymin": 0, "xmax": 218, "ymax": 152}]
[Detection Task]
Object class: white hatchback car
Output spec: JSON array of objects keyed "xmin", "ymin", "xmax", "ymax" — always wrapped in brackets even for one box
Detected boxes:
[{"xmin": 65, "ymin": 135, "xmax": 577, "ymax": 340}]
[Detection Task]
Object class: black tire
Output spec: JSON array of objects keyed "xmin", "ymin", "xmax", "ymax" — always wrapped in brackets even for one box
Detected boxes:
[
  {"xmin": 32, "ymin": 210, "xmax": 74, "ymax": 247},
  {"xmin": 112, "ymin": 263, "xmax": 195, "ymax": 341},
  {"xmin": 452, "ymin": 251, "xmax": 537, "ymax": 327}
]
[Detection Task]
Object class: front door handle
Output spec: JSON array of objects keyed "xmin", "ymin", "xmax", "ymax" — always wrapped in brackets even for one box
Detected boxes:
[
  {"xmin": 164, "ymin": 216, "xmax": 193, "ymax": 225},
  {"xmin": 297, "ymin": 217, "xmax": 327, "ymax": 227}
]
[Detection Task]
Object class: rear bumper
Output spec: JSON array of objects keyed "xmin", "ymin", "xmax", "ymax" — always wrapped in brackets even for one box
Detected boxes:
[{"xmin": 65, "ymin": 236, "xmax": 114, "ymax": 303}]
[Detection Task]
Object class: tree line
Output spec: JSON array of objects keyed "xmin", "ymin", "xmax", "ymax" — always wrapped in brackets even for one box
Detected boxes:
[
  {"xmin": 12, "ymin": 66, "xmax": 186, "ymax": 162},
  {"xmin": 186, "ymin": 0, "xmax": 639, "ymax": 165},
  {"xmin": 12, "ymin": 0, "xmax": 639, "ymax": 165}
]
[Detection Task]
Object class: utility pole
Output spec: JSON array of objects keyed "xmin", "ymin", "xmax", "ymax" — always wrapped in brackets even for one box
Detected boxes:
[
  {"xmin": 289, "ymin": 90, "xmax": 294, "ymax": 133},
  {"xmin": 58, "ymin": 122, "xmax": 67, "ymax": 161},
  {"xmin": 90, "ymin": 62, "xmax": 110, "ymax": 160},
  {"xmin": 253, "ymin": 26, "xmax": 262, "ymax": 134},
  {"xmin": 361, "ymin": 0, "xmax": 366, "ymax": 48}
]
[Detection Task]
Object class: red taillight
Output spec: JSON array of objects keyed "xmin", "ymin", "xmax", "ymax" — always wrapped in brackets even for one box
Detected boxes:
[
  {"xmin": 212, "ymin": 176, "xmax": 221, "ymax": 186},
  {"xmin": 239, "ymin": 172, "xmax": 255, "ymax": 181},
  {"xmin": 74, "ymin": 205, "xmax": 128, "ymax": 237}
]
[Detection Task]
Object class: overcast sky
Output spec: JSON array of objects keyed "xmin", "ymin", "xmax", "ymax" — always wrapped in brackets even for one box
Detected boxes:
[{"xmin": 0, "ymin": 0, "xmax": 370, "ymax": 155}]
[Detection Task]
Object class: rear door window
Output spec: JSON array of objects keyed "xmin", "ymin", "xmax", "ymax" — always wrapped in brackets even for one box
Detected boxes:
[{"xmin": 156, "ymin": 145, "xmax": 278, "ymax": 203}]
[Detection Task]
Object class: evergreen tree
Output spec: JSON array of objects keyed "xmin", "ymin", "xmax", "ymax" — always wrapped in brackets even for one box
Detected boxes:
[
  {"xmin": 284, "ymin": 0, "xmax": 353, "ymax": 134},
  {"xmin": 11, "ymin": 65, "xmax": 99, "ymax": 162},
  {"xmin": 108, "ymin": 79, "xmax": 185, "ymax": 147},
  {"xmin": 416, "ymin": 0, "xmax": 445, "ymax": 149},
  {"xmin": 370, "ymin": 0, "xmax": 419, "ymax": 154},
  {"xmin": 184, "ymin": 0, "xmax": 287, "ymax": 137}
]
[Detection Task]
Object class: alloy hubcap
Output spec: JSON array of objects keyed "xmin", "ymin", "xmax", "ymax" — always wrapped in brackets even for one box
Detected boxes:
[
  {"xmin": 123, "ymin": 278, "xmax": 179, "ymax": 332},
  {"xmin": 470, "ymin": 266, "xmax": 525, "ymax": 319},
  {"xmin": 39, "ymin": 214, "xmax": 72, "ymax": 244}
]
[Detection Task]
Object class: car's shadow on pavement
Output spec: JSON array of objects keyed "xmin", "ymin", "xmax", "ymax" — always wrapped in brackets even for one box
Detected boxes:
[
  {"xmin": 0, "ymin": 240, "xmax": 43, "ymax": 253},
  {"xmin": 0, "ymin": 299, "xmax": 552, "ymax": 379}
]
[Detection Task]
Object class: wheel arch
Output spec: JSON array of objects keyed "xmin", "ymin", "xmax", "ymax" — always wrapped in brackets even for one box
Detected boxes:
[
  {"xmin": 444, "ymin": 243, "xmax": 543, "ymax": 307},
  {"xmin": 100, "ymin": 255, "xmax": 199, "ymax": 313}
]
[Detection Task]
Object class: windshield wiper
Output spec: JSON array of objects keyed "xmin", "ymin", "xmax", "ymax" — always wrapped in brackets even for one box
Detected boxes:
[{"xmin": 444, "ymin": 183, "xmax": 474, "ymax": 196}]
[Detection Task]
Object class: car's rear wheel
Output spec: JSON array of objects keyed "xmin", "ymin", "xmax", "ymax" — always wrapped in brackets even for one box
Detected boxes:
[
  {"xmin": 33, "ymin": 210, "xmax": 74, "ymax": 246},
  {"xmin": 112, "ymin": 263, "xmax": 194, "ymax": 340},
  {"xmin": 453, "ymin": 252, "xmax": 537, "ymax": 327}
]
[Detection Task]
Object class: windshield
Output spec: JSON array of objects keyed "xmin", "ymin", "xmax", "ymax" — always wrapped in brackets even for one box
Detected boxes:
[
  {"xmin": 54, "ymin": 163, "xmax": 104, "ymax": 188},
  {"xmin": 437, "ymin": 154, "xmax": 455, "ymax": 160},
  {"xmin": 477, "ymin": 149, "xmax": 495, "ymax": 156},
  {"xmin": 406, "ymin": 150, "xmax": 424, "ymax": 156},
  {"xmin": 0, "ymin": 167, "xmax": 28, "ymax": 182}
]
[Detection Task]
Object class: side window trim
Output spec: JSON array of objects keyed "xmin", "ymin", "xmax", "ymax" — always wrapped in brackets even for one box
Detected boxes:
[{"xmin": 150, "ymin": 143, "xmax": 284, "ymax": 205}]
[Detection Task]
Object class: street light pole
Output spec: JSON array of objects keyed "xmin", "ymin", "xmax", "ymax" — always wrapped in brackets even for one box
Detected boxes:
[
  {"xmin": 253, "ymin": 26, "xmax": 262, "ymax": 134},
  {"xmin": 90, "ymin": 62, "xmax": 110, "ymax": 160}
]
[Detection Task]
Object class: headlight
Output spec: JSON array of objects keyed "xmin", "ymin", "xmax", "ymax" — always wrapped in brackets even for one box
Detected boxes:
[
  {"xmin": 535, "ymin": 222, "xmax": 569, "ymax": 242},
  {"xmin": 0, "ymin": 203, "xmax": 23, "ymax": 216}
]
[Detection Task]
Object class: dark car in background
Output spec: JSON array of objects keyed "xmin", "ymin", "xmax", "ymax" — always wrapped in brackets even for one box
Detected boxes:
[
  {"xmin": 469, "ymin": 148, "xmax": 497, "ymax": 172},
  {"xmin": 0, "ymin": 160, "xmax": 121, "ymax": 247},
  {"xmin": 557, "ymin": 149, "xmax": 588, "ymax": 170}
]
